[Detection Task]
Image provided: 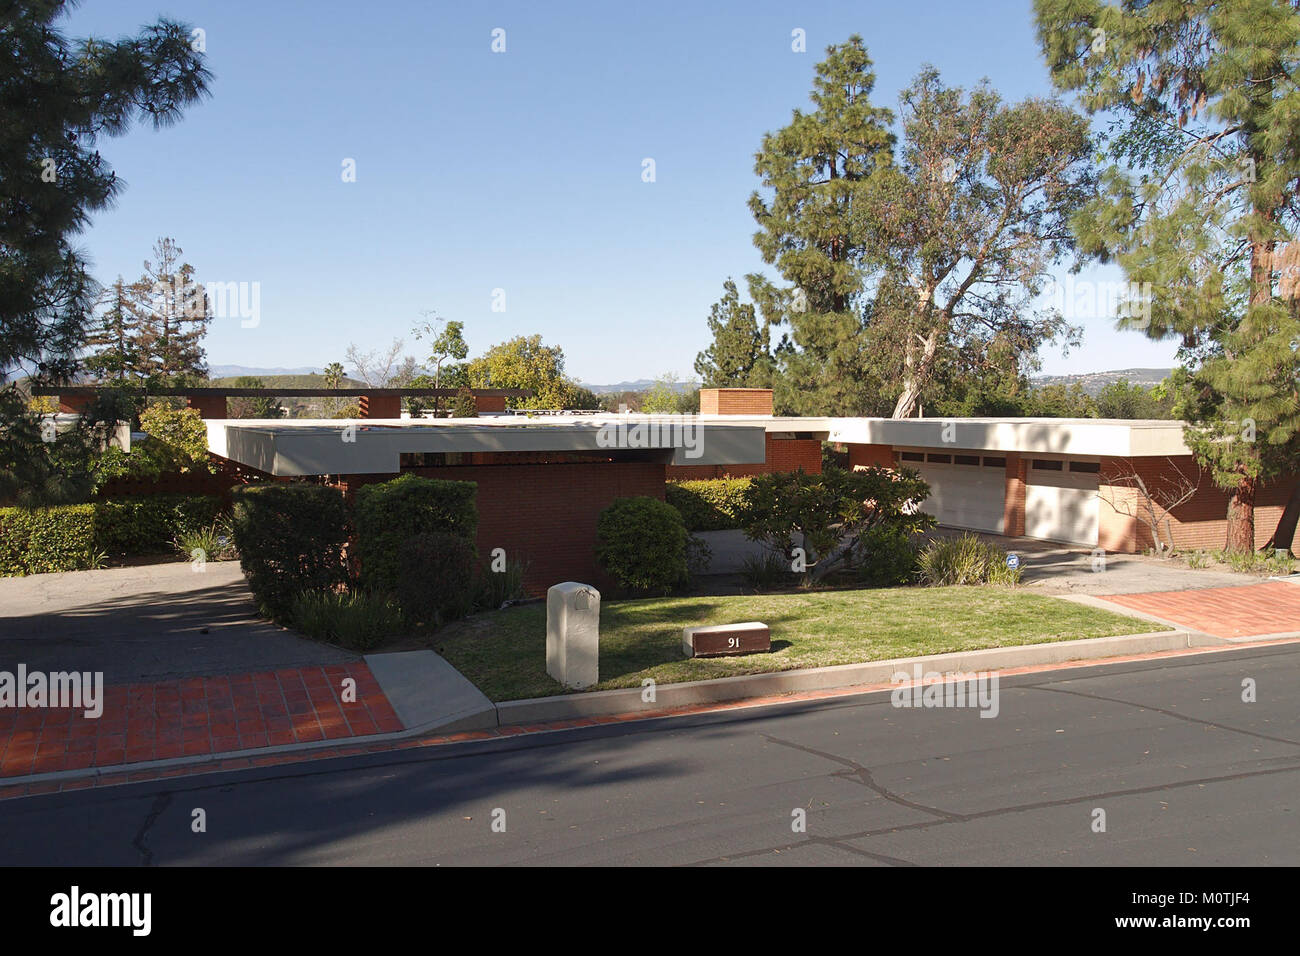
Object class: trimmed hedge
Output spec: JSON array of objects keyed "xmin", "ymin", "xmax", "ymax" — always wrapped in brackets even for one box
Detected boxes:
[
  {"xmin": 396, "ymin": 531, "xmax": 479, "ymax": 625},
  {"xmin": 665, "ymin": 477, "xmax": 753, "ymax": 531},
  {"xmin": 0, "ymin": 505, "xmax": 98, "ymax": 575},
  {"xmin": 353, "ymin": 474, "xmax": 478, "ymax": 595},
  {"xmin": 595, "ymin": 496, "xmax": 688, "ymax": 592},
  {"xmin": 0, "ymin": 494, "xmax": 225, "ymax": 576},
  {"xmin": 230, "ymin": 484, "xmax": 350, "ymax": 620},
  {"xmin": 93, "ymin": 494, "xmax": 223, "ymax": 555}
]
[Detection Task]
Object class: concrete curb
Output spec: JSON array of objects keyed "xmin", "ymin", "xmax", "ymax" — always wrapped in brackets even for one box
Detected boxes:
[
  {"xmin": 493, "ymin": 628, "xmax": 1208, "ymax": 725},
  {"xmin": 363, "ymin": 650, "xmax": 497, "ymax": 734}
]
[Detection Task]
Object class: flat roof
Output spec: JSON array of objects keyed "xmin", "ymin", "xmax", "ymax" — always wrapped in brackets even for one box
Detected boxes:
[{"xmin": 203, "ymin": 413, "xmax": 1193, "ymax": 476}]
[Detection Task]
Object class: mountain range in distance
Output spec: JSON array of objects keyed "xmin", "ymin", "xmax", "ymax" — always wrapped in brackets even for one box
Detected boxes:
[
  {"xmin": 207, "ymin": 367, "xmax": 1174, "ymax": 398},
  {"xmin": 1030, "ymin": 367, "xmax": 1173, "ymax": 396}
]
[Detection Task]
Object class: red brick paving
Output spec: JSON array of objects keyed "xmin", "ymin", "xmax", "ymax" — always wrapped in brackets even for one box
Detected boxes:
[
  {"xmin": 1100, "ymin": 581, "xmax": 1300, "ymax": 639},
  {"xmin": 0, "ymin": 661, "xmax": 402, "ymax": 781},
  {"xmin": 0, "ymin": 634, "xmax": 1295, "ymax": 803}
]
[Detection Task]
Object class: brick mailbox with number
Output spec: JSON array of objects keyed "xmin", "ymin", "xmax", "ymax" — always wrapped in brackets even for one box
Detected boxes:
[{"xmin": 682, "ymin": 622, "xmax": 771, "ymax": 658}]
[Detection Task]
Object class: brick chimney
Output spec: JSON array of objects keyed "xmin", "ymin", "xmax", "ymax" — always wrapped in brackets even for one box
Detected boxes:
[{"xmin": 699, "ymin": 388, "xmax": 773, "ymax": 416}]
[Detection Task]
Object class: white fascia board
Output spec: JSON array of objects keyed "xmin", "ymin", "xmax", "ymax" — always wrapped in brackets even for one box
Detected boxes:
[
  {"xmin": 207, "ymin": 419, "xmax": 768, "ymax": 476},
  {"xmin": 824, "ymin": 417, "xmax": 1192, "ymax": 457}
]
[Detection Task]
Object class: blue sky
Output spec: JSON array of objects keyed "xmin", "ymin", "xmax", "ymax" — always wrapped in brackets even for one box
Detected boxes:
[{"xmin": 61, "ymin": 0, "xmax": 1180, "ymax": 384}]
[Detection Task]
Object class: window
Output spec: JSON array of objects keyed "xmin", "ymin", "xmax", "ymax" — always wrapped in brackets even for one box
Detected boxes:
[
  {"xmin": 983, "ymin": 456, "xmax": 1006, "ymax": 468},
  {"xmin": 1031, "ymin": 459, "xmax": 1063, "ymax": 471},
  {"xmin": 954, "ymin": 454, "xmax": 979, "ymax": 466},
  {"xmin": 1070, "ymin": 460, "xmax": 1101, "ymax": 473},
  {"xmin": 901, "ymin": 451, "xmax": 924, "ymax": 462},
  {"xmin": 927, "ymin": 453, "xmax": 952, "ymax": 464}
]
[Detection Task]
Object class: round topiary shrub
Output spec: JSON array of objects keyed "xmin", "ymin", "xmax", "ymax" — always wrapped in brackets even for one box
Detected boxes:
[
  {"xmin": 595, "ymin": 496, "xmax": 688, "ymax": 592},
  {"xmin": 395, "ymin": 531, "xmax": 479, "ymax": 625}
]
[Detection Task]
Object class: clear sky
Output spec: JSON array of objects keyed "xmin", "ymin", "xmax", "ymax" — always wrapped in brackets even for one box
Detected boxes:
[{"xmin": 61, "ymin": 0, "xmax": 1180, "ymax": 384}]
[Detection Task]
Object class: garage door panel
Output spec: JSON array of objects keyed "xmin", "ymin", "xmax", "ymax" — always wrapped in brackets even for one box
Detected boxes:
[
  {"xmin": 915, "ymin": 461, "xmax": 1005, "ymax": 534},
  {"xmin": 1025, "ymin": 466, "xmax": 1099, "ymax": 546}
]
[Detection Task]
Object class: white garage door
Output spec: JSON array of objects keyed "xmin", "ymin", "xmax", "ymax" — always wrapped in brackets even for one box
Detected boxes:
[
  {"xmin": 1025, "ymin": 460, "xmax": 1100, "ymax": 546},
  {"xmin": 906, "ymin": 452, "xmax": 1006, "ymax": 534}
]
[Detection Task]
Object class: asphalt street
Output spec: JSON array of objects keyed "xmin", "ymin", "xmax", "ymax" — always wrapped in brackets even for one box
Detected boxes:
[{"xmin": 1, "ymin": 642, "xmax": 1296, "ymax": 866}]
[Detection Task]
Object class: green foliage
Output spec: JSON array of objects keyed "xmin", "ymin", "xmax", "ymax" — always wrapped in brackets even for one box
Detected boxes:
[
  {"xmin": 172, "ymin": 515, "xmax": 237, "ymax": 562},
  {"xmin": 92, "ymin": 494, "xmax": 222, "ymax": 555},
  {"xmin": 740, "ymin": 466, "xmax": 935, "ymax": 583},
  {"xmin": 289, "ymin": 591, "xmax": 404, "ymax": 651},
  {"xmin": 0, "ymin": 493, "xmax": 222, "ymax": 574},
  {"xmin": 917, "ymin": 534, "xmax": 1022, "ymax": 587},
  {"xmin": 353, "ymin": 474, "xmax": 478, "ymax": 595},
  {"xmin": 226, "ymin": 376, "xmax": 285, "ymax": 419},
  {"xmin": 230, "ymin": 484, "xmax": 350, "ymax": 620},
  {"xmin": 853, "ymin": 525, "xmax": 920, "ymax": 586},
  {"xmin": 694, "ymin": 277, "xmax": 777, "ymax": 388},
  {"xmin": 451, "ymin": 387, "xmax": 478, "ymax": 418},
  {"xmin": 466, "ymin": 334, "xmax": 582, "ymax": 409},
  {"xmin": 595, "ymin": 496, "xmax": 689, "ymax": 592},
  {"xmin": 134, "ymin": 404, "xmax": 214, "ymax": 476},
  {"xmin": 740, "ymin": 550, "xmax": 797, "ymax": 592},
  {"xmin": 640, "ymin": 373, "xmax": 700, "ymax": 414},
  {"xmin": 475, "ymin": 555, "xmax": 529, "ymax": 610},
  {"xmin": 395, "ymin": 531, "xmax": 479, "ymax": 625},
  {"xmin": 665, "ymin": 477, "xmax": 754, "ymax": 531},
  {"xmin": 1094, "ymin": 380, "xmax": 1175, "ymax": 420},
  {"xmin": 1035, "ymin": 0, "xmax": 1300, "ymax": 550},
  {"xmin": 0, "ymin": 504, "xmax": 97, "ymax": 575}
]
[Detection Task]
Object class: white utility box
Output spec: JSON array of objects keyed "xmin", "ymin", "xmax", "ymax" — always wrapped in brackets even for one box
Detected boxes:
[{"xmin": 546, "ymin": 582, "xmax": 600, "ymax": 689}]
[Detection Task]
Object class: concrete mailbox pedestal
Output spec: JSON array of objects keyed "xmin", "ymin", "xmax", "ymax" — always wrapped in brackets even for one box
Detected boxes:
[{"xmin": 547, "ymin": 582, "xmax": 600, "ymax": 689}]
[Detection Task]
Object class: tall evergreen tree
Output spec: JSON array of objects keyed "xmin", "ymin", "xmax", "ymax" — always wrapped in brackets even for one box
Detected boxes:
[
  {"xmin": 129, "ymin": 237, "xmax": 211, "ymax": 382},
  {"xmin": 0, "ymin": 2, "xmax": 209, "ymax": 503},
  {"xmin": 748, "ymin": 36, "xmax": 897, "ymax": 415},
  {"xmin": 1036, "ymin": 0, "xmax": 1300, "ymax": 551},
  {"xmin": 693, "ymin": 277, "xmax": 774, "ymax": 388},
  {"xmin": 83, "ymin": 278, "xmax": 142, "ymax": 381}
]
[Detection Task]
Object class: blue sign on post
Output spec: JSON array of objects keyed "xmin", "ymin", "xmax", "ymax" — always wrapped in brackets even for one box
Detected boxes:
[{"xmin": 1006, "ymin": 553, "xmax": 1020, "ymax": 571}]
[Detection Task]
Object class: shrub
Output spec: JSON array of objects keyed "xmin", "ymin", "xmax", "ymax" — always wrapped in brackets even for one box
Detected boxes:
[
  {"xmin": 289, "ymin": 591, "xmax": 404, "ymax": 651},
  {"xmin": 854, "ymin": 525, "xmax": 920, "ymax": 586},
  {"xmin": 395, "ymin": 532, "xmax": 479, "ymax": 625},
  {"xmin": 665, "ymin": 477, "xmax": 753, "ymax": 531},
  {"xmin": 741, "ymin": 466, "xmax": 934, "ymax": 584},
  {"xmin": 475, "ymin": 555, "xmax": 529, "ymax": 610},
  {"xmin": 0, "ymin": 494, "xmax": 223, "ymax": 575},
  {"xmin": 740, "ymin": 550, "xmax": 796, "ymax": 591},
  {"xmin": 595, "ymin": 496, "xmax": 688, "ymax": 592},
  {"xmin": 353, "ymin": 474, "xmax": 478, "ymax": 595},
  {"xmin": 0, "ymin": 504, "xmax": 98, "ymax": 575},
  {"xmin": 134, "ymin": 404, "xmax": 215, "ymax": 477},
  {"xmin": 173, "ymin": 516, "xmax": 237, "ymax": 563},
  {"xmin": 230, "ymin": 484, "xmax": 349, "ymax": 620},
  {"xmin": 452, "ymin": 387, "xmax": 478, "ymax": 418},
  {"xmin": 917, "ymin": 534, "xmax": 1022, "ymax": 586},
  {"xmin": 92, "ymin": 494, "xmax": 223, "ymax": 555}
]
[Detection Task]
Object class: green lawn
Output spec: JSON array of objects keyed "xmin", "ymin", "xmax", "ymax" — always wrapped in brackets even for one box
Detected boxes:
[{"xmin": 431, "ymin": 586, "xmax": 1163, "ymax": 702}]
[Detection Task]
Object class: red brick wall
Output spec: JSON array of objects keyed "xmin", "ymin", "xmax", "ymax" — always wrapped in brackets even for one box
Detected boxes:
[
  {"xmin": 699, "ymin": 388, "xmax": 773, "ymax": 416},
  {"xmin": 1099, "ymin": 455, "xmax": 1299, "ymax": 553},
  {"xmin": 665, "ymin": 434, "xmax": 821, "ymax": 479},
  {"xmin": 847, "ymin": 443, "xmax": 894, "ymax": 469},
  {"xmin": 358, "ymin": 395, "xmax": 401, "ymax": 419},
  {"xmin": 1004, "ymin": 453, "xmax": 1027, "ymax": 538},
  {"xmin": 187, "ymin": 395, "xmax": 227, "ymax": 419},
  {"xmin": 400, "ymin": 460, "xmax": 668, "ymax": 595},
  {"xmin": 474, "ymin": 395, "xmax": 507, "ymax": 413}
]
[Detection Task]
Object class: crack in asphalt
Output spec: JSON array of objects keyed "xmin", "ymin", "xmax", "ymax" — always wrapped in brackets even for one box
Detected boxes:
[
  {"xmin": 686, "ymin": 749, "xmax": 1300, "ymax": 867},
  {"xmin": 1024, "ymin": 683, "xmax": 1300, "ymax": 748},
  {"xmin": 131, "ymin": 792, "xmax": 172, "ymax": 867},
  {"xmin": 763, "ymin": 734, "xmax": 967, "ymax": 822}
]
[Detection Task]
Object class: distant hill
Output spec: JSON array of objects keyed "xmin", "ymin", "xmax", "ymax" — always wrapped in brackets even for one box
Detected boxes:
[
  {"xmin": 209, "ymin": 365, "xmax": 324, "ymax": 379},
  {"xmin": 581, "ymin": 379, "xmax": 697, "ymax": 394},
  {"xmin": 1030, "ymin": 368, "xmax": 1172, "ymax": 396},
  {"xmin": 209, "ymin": 374, "xmax": 365, "ymax": 390}
]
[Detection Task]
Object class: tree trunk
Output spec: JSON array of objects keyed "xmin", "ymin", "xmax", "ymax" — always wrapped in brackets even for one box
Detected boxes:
[
  {"xmin": 892, "ymin": 329, "xmax": 939, "ymax": 419},
  {"xmin": 1225, "ymin": 470, "xmax": 1258, "ymax": 553},
  {"xmin": 1264, "ymin": 483, "xmax": 1300, "ymax": 554}
]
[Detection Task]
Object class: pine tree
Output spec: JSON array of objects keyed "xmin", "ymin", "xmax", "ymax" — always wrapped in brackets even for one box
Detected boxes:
[
  {"xmin": 0, "ymin": 2, "xmax": 209, "ymax": 503},
  {"xmin": 129, "ymin": 238, "xmax": 212, "ymax": 382},
  {"xmin": 1036, "ymin": 0, "xmax": 1300, "ymax": 552},
  {"xmin": 693, "ymin": 277, "xmax": 775, "ymax": 388},
  {"xmin": 83, "ymin": 278, "xmax": 142, "ymax": 381}
]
